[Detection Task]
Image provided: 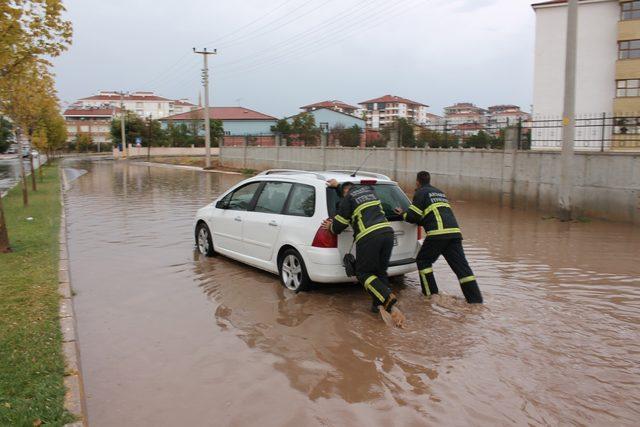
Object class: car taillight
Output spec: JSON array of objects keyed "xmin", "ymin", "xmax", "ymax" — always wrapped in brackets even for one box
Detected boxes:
[
  {"xmin": 417, "ymin": 227, "xmax": 423, "ymax": 240},
  {"xmin": 312, "ymin": 226, "xmax": 338, "ymax": 248}
]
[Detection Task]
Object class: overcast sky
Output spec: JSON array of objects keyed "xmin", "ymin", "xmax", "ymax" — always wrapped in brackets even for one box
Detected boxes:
[{"xmin": 52, "ymin": 0, "xmax": 536, "ymax": 118}]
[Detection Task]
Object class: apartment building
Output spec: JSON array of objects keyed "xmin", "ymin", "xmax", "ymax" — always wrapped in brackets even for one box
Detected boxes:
[
  {"xmin": 77, "ymin": 91, "xmax": 196, "ymax": 119},
  {"xmin": 63, "ymin": 106, "xmax": 119, "ymax": 148},
  {"xmin": 443, "ymin": 102, "xmax": 488, "ymax": 130},
  {"xmin": 358, "ymin": 95, "xmax": 429, "ymax": 129},
  {"xmin": 532, "ymin": 0, "xmax": 640, "ymax": 150},
  {"xmin": 487, "ymin": 105, "xmax": 531, "ymax": 128},
  {"xmin": 300, "ymin": 100, "xmax": 360, "ymax": 116}
]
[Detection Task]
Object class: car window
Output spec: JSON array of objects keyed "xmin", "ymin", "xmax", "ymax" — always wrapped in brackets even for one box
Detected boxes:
[
  {"xmin": 254, "ymin": 182, "xmax": 293, "ymax": 214},
  {"xmin": 285, "ymin": 184, "xmax": 315, "ymax": 217},
  {"xmin": 326, "ymin": 184, "xmax": 410, "ymax": 220},
  {"xmin": 228, "ymin": 182, "xmax": 262, "ymax": 211}
]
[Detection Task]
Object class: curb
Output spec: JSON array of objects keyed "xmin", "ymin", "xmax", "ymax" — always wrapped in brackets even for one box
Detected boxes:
[
  {"xmin": 59, "ymin": 168, "xmax": 88, "ymax": 426},
  {"xmin": 130, "ymin": 160, "xmax": 242, "ymax": 175}
]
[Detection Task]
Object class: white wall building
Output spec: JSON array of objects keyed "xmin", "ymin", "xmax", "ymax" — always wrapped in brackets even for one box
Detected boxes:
[
  {"xmin": 358, "ymin": 95, "xmax": 429, "ymax": 129},
  {"xmin": 443, "ymin": 102, "xmax": 487, "ymax": 127},
  {"xmin": 531, "ymin": 0, "xmax": 619, "ymax": 150},
  {"xmin": 77, "ymin": 91, "xmax": 196, "ymax": 120}
]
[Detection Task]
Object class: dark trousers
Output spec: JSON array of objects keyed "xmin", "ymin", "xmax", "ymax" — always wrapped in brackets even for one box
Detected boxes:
[
  {"xmin": 356, "ymin": 233, "xmax": 395, "ymax": 308},
  {"xmin": 416, "ymin": 238, "xmax": 483, "ymax": 303}
]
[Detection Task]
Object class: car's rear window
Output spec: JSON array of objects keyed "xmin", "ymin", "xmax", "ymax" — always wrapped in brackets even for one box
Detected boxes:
[{"xmin": 326, "ymin": 184, "xmax": 411, "ymax": 220}]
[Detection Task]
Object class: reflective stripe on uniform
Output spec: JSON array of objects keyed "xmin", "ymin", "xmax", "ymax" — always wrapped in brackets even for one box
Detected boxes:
[
  {"xmin": 355, "ymin": 222, "xmax": 392, "ymax": 242},
  {"xmin": 427, "ymin": 227, "xmax": 461, "ymax": 237},
  {"xmin": 353, "ymin": 200, "xmax": 381, "ymax": 218},
  {"xmin": 364, "ymin": 275, "xmax": 385, "ymax": 302},
  {"xmin": 408, "ymin": 204, "xmax": 423, "ymax": 216},
  {"xmin": 419, "ymin": 267, "xmax": 433, "ymax": 296},
  {"xmin": 423, "ymin": 202, "xmax": 451, "ymax": 218},
  {"xmin": 334, "ymin": 215, "xmax": 350, "ymax": 225},
  {"xmin": 459, "ymin": 275, "xmax": 476, "ymax": 284},
  {"xmin": 423, "ymin": 202, "xmax": 451, "ymax": 231}
]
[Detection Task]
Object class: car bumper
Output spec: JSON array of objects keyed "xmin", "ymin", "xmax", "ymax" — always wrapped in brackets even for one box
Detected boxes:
[{"xmin": 302, "ymin": 246, "xmax": 417, "ymax": 284}]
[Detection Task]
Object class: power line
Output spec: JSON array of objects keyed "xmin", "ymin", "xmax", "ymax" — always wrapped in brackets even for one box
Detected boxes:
[
  {"xmin": 134, "ymin": 0, "xmax": 296, "ymax": 92},
  {"xmin": 209, "ymin": 0, "xmax": 295, "ymax": 45},
  {"xmin": 211, "ymin": 0, "xmax": 332, "ymax": 49},
  {"xmin": 215, "ymin": 0, "xmax": 372, "ymax": 71},
  {"xmin": 216, "ymin": 0, "xmax": 426, "ymax": 78}
]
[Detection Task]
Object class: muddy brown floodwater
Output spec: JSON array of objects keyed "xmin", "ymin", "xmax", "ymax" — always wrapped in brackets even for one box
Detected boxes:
[{"xmin": 63, "ymin": 160, "xmax": 640, "ymax": 426}]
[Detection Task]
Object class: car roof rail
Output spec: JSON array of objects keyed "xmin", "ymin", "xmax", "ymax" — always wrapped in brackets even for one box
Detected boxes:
[
  {"xmin": 326, "ymin": 170, "xmax": 391, "ymax": 181},
  {"xmin": 259, "ymin": 169, "xmax": 327, "ymax": 180}
]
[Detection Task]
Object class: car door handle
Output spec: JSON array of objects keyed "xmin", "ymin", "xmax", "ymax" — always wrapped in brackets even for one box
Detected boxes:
[
  {"xmin": 268, "ymin": 220, "xmax": 278, "ymax": 227},
  {"xmin": 234, "ymin": 216, "xmax": 242, "ymax": 222}
]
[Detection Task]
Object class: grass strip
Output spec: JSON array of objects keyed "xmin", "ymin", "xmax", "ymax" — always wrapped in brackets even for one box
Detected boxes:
[{"xmin": 0, "ymin": 164, "xmax": 73, "ymax": 426}]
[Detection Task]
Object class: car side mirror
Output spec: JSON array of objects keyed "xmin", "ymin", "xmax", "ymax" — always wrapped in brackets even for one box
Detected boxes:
[{"xmin": 215, "ymin": 200, "xmax": 228, "ymax": 209}]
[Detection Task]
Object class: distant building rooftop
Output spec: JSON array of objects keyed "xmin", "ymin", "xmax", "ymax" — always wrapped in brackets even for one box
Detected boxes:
[
  {"xmin": 301, "ymin": 100, "xmax": 358, "ymax": 111},
  {"xmin": 161, "ymin": 107, "xmax": 277, "ymax": 121},
  {"xmin": 359, "ymin": 95, "xmax": 428, "ymax": 107}
]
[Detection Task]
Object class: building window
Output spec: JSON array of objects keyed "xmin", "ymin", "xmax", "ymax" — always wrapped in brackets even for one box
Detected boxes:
[
  {"xmin": 622, "ymin": 1, "xmax": 640, "ymax": 20},
  {"xmin": 617, "ymin": 79, "xmax": 640, "ymax": 97},
  {"xmin": 619, "ymin": 40, "xmax": 640, "ymax": 59},
  {"xmin": 614, "ymin": 117, "xmax": 640, "ymax": 134},
  {"xmin": 136, "ymin": 102, "xmax": 143, "ymax": 108}
]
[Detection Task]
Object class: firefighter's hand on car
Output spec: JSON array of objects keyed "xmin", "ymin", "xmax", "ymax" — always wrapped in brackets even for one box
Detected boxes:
[
  {"xmin": 326, "ymin": 179, "xmax": 339, "ymax": 188},
  {"xmin": 393, "ymin": 207, "xmax": 404, "ymax": 215},
  {"xmin": 321, "ymin": 218, "xmax": 333, "ymax": 230}
]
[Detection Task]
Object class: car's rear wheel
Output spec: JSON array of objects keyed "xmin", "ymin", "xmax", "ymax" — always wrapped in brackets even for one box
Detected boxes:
[
  {"xmin": 196, "ymin": 222, "xmax": 215, "ymax": 257},
  {"xmin": 278, "ymin": 249, "xmax": 312, "ymax": 292}
]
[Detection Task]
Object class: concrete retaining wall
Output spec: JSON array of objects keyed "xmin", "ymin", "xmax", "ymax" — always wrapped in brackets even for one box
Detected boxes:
[
  {"xmin": 219, "ymin": 146, "xmax": 640, "ymax": 224},
  {"xmin": 112, "ymin": 146, "xmax": 220, "ymax": 158}
]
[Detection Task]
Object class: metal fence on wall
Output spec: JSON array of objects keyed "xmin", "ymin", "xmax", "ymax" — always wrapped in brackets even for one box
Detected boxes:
[
  {"xmin": 527, "ymin": 114, "xmax": 640, "ymax": 151},
  {"xmin": 218, "ymin": 114, "xmax": 640, "ymax": 151}
]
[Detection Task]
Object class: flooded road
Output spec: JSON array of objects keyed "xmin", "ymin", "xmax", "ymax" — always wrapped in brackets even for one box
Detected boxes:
[
  {"xmin": 63, "ymin": 160, "xmax": 640, "ymax": 426},
  {"xmin": 0, "ymin": 156, "xmax": 46, "ymax": 195}
]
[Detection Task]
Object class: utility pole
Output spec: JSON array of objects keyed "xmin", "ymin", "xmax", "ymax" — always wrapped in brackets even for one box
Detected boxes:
[
  {"xmin": 559, "ymin": 0, "xmax": 578, "ymax": 221},
  {"xmin": 193, "ymin": 47, "xmax": 217, "ymax": 168},
  {"xmin": 118, "ymin": 91, "xmax": 128, "ymax": 159}
]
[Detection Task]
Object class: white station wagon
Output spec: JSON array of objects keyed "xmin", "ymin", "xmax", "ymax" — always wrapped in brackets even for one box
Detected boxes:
[{"xmin": 194, "ymin": 170, "xmax": 421, "ymax": 291}]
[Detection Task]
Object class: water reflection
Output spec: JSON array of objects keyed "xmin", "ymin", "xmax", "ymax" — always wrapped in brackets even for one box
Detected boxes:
[{"xmin": 65, "ymin": 160, "xmax": 640, "ymax": 426}]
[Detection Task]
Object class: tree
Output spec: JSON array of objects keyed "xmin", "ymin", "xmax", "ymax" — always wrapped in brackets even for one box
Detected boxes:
[
  {"xmin": 44, "ymin": 110, "xmax": 68, "ymax": 154},
  {"xmin": 0, "ymin": 195, "xmax": 10, "ymax": 253},
  {"xmin": 381, "ymin": 118, "xmax": 416, "ymax": 147},
  {"xmin": 0, "ymin": 117, "xmax": 13, "ymax": 153},
  {"xmin": 208, "ymin": 119, "xmax": 224, "ymax": 147},
  {"xmin": 291, "ymin": 113, "xmax": 320, "ymax": 146},
  {"xmin": 0, "ymin": 0, "xmax": 73, "ymax": 79},
  {"xmin": 332, "ymin": 124, "xmax": 361, "ymax": 147},
  {"xmin": 464, "ymin": 131, "xmax": 497, "ymax": 149},
  {"xmin": 75, "ymin": 133, "xmax": 92, "ymax": 152},
  {"xmin": 271, "ymin": 118, "xmax": 292, "ymax": 145},
  {"xmin": 167, "ymin": 122, "xmax": 194, "ymax": 147},
  {"xmin": 418, "ymin": 129, "xmax": 457, "ymax": 149},
  {"xmin": 110, "ymin": 112, "xmax": 145, "ymax": 147}
]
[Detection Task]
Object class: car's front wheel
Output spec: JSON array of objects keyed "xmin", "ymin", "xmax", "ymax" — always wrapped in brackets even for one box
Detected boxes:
[
  {"xmin": 278, "ymin": 249, "xmax": 312, "ymax": 292},
  {"xmin": 196, "ymin": 222, "xmax": 215, "ymax": 257}
]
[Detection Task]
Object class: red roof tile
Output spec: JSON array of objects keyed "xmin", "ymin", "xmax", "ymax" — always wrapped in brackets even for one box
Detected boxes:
[
  {"xmin": 301, "ymin": 100, "xmax": 358, "ymax": 110},
  {"xmin": 161, "ymin": 107, "xmax": 277, "ymax": 121},
  {"xmin": 359, "ymin": 95, "xmax": 428, "ymax": 107}
]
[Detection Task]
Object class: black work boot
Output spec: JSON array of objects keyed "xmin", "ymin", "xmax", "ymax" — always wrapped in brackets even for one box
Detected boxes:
[{"xmin": 461, "ymin": 280, "xmax": 483, "ymax": 304}]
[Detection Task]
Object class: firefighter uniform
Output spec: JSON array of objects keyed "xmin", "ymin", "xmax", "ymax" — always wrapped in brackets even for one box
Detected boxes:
[
  {"xmin": 403, "ymin": 184, "xmax": 483, "ymax": 303},
  {"xmin": 331, "ymin": 185, "xmax": 398, "ymax": 311}
]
